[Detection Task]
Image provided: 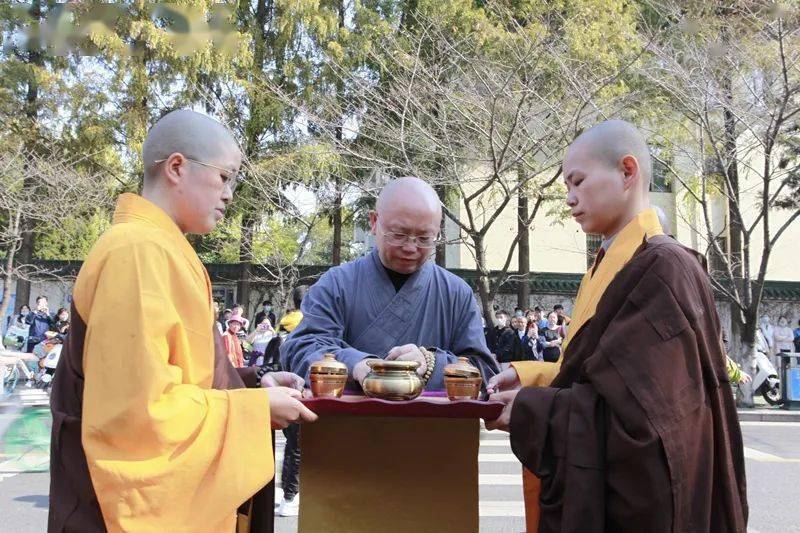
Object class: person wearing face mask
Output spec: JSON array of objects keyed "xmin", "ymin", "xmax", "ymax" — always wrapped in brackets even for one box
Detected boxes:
[
  {"xmin": 3, "ymin": 305, "xmax": 31, "ymax": 351},
  {"xmin": 281, "ymin": 177, "xmax": 499, "ymax": 391},
  {"xmin": 759, "ymin": 314, "xmax": 775, "ymax": 355},
  {"xmin": 26, "ymin": 296, "xmax": 54, "ymax": 353},
  {"xmin": 774, "ymin": 316, "xmax": 796, "ymax": 364},
  {"xmin": 247, "ymin": 317, "xmax": 276, "ymax": 365},
  {"xmin": 496, "ymin": 316, "xmax": 536, "ymax": 369},
  {"xmin": 794, "ymin": 319, "xmax": 800, "ymax": 353},
  {"xmin": 254, "ymin": 300, "xmax": 277, "ymax": 330},
  {"xmin": 14, "ymin": 304, "xmax": 31, "ymax": 328},
  {"xmin": 54, "ymin": 308, "xmax": 70, "ymax": 341},
  {"xmin": 773, "ymin": 316, "xmax": 794, "ymax": 353}
]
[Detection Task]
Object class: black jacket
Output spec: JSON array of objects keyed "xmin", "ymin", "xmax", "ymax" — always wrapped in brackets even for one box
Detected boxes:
[{"xmin": 496, "ymin": 328, "xmax": 535, "ymax": 363}]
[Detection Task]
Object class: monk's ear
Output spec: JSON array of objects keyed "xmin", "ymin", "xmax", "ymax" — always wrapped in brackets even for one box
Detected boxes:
[
  {"xmin": 368, "ymin": 210, "xmax": 378, "ymax": 235},
  {"xmin": 620, "ymin": 155, "xmax": 639, "ymax": 191},
  {"xmin": 161, "ymin": 152, "xmax": 187, "ymax": 187}
]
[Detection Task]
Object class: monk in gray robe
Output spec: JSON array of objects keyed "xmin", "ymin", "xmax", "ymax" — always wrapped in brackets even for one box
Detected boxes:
[{"xmin": 281, "ymin": 177, "xmax": 499, "ymax": 389}]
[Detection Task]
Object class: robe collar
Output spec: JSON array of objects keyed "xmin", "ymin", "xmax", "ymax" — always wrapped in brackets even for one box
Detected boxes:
[
  {"xmin": 369, "ymin": 247, "xmax": 432, "ymax": 298},
  {"xmin": 113, "ymin": 193, "xmax": 185, "ymax": 238},
  {"xmin": 112, "ymin": 193, "xmax": 210, "ymax": 296},
  {"xmin": 563, "ymin": 208, "xmax": 664, "ymax": 353}
]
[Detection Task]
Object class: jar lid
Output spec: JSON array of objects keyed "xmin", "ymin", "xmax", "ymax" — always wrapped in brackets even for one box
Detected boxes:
[
  {"xmin": 443, "ymin": 357, "xmax": 480, "ymax": 378},
  {"xmin": 309, "ymin": 353, "xmax": 348, "ymax": 375},
  {"xmin": 366, "ymin": 359, "xmax": 420, "ymax": 372}
]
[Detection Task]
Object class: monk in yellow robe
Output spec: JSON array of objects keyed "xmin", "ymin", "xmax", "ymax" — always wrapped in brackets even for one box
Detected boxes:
[
  {"xmin": 48, "ymin": 109, "xmax": 317, "ymax": 532},
  {"xmin": 487, "ymin": 120, "xmax": 746, "ymax": 532}
]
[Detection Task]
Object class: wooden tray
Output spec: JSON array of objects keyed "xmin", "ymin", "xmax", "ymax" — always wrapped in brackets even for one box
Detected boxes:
[{"xmin": 301, "ymin": 393, "xmax": 504, "ymax": 420}]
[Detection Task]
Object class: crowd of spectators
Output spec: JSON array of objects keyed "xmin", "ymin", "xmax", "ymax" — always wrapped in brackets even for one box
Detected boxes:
[{"xmin": 485, "ymin": 304, "xmax": 571, "ymax": 364}]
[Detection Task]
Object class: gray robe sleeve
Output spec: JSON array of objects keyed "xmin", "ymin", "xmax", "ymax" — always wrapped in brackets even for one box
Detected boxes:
[
  {"xmin": 426, "ymin": 286, "xmax": 499, "ymax": 389},
  {"xmin": 279, "ymin": 271, "xmax": 374, "ymax": 379}
]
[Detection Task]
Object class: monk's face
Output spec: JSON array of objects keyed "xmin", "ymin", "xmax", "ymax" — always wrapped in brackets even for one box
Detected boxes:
[
  {"xmin": 563, "ymin": 142, "xmax": 631, "ymax": 237},
  {"xmin": 173, "ymin": 142, "xmax": 241, "ymax": 234},
  {"xmin": 370, "ymin": 200, "xmax": 441, "ymax": 274}
]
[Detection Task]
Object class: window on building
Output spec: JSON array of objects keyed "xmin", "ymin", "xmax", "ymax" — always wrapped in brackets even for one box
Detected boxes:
[
  {"xmin": 708, "ymin": 234, "xmax": 729, "ymax": 276},
  {"xmin": 586, "ymin": 234, "xmax": 602, "ymax": 269},
  {"xmin": 651, "ymin": 156, "xmax": 672, "ymax": 193}
]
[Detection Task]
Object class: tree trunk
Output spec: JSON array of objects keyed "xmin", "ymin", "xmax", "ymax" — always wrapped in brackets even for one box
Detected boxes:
[
  {"xmin": 0, "ymin": 210, "xmax": 23, "ymax": 334},
  {"xmin": 330, "ymin": 1, "xmax": 346, "ymax": 266},
  {"xmin": 238, "ymin": 214, "xmax": 256, "ymax": 308},
  {"xmin": 720, "ymin": 34, "xmax": 748, "ymax": 396},
  {"xmin": 331, "ymin": 175, "xmax": 343, "ymax": 266},
  {"xmin": 735, "ymin": 308, "xmax": 759, "ymax": 408},
  {"xmin": 15, "ymin": 230, "xmax": 34, "ymax": 311},
  {"xmin": 517, "ymin": 171, "xmax": 530, "ymax": 309},
  {"xmin": 16, "ymin": 0, "xmax": 44, "ymax": 312},
  {"xmin": 435, "ymin": 184, "xmax": 447, "ymax": 267},
  {"xmin": 473, "ymin": 234, "xmax": 495, "ymax": 326},
  {"xmin": 235, "ymin": 0, "xmax": 270, "ymax": 312}
]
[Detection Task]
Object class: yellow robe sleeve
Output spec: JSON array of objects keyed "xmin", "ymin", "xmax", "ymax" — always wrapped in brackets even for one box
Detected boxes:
[
  {"xmin": 510, "ymin": 360, "xmax": 561, "ymax": 387},
  {"xmin": 79, "ymin": 241, "xmax": 273, "ymax": 532}
]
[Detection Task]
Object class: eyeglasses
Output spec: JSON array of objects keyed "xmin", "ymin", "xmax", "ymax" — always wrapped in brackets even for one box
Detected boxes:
[
  {"xmin": 376, "ymin": 216, "xmax": 441, "ymax": 249},
  {"xmin": 381, "ymin": 230, "xmax": 442, "ymax": 249},
  {"xmin": 153, "ymin": 157, "xmax": 243, "ymax": 193}
]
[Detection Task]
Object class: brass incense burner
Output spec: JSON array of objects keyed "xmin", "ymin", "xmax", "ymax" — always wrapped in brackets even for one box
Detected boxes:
[
  {"xmin": 443, "ymin": 357, "xmax": 482, "ymax": 400},
  {"xmin": 362, "ymin": 359, "xmax": 423, "ymax": 401},
  {"xmin": 309, "ymin": 353, "xmax": 348, "ymax": 398}
]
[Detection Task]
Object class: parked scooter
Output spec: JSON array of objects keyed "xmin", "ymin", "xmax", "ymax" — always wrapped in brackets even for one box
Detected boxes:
[{"xmin": 751, "ymin": 349, "xmax": 782, "ymax": 405}]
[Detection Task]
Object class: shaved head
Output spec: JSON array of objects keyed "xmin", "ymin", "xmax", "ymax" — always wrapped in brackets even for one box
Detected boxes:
[
  {"xmin": 142, "ymin": 109, "xmax": 239, "ymax": 183},
  {"xmin": 139, "ymin": 109, "xmax": 242, "ymax": 235},
  {"xmin": 375, "ymin": 176, "xmax": 441, "ymax": 217},
  {"xmin": 568, "ymin": 120, "xmax": 652, "ymax": 194},
  {"xmin": 562, "ymin": 119, "xmax": 652, "ymax": 238},
  {"xmin": 370, "ymin": 177, "xmax": 442, "ymax": 274}
]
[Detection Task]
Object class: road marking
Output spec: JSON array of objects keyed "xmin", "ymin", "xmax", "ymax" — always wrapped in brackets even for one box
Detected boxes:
[
  {"xmin": 739, "ymin": 421, "xmax": 800, "ymax": 427},
  {"xmin": 743, "ymin": 447, "xmax": 800, "ymax": 463},
  {"xmin": 481, "ymin": 439, "xmax": 511, "ymax": 447},
  {"xmin": 479, "ymin": 474, "xmax": 522, "ymax": 485},
  {"xmin": 479, "ymin": 453, "xmax": 518, "ymax": 463},
  {"xmin": 479, "ymin": 501, "xmax": 525, "ymax": 517}
]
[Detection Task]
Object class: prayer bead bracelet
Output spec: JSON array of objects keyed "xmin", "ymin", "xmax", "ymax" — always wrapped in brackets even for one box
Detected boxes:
[{"xmin": 420, "ymin": 347, "xmax": 435, "ymax": 385}]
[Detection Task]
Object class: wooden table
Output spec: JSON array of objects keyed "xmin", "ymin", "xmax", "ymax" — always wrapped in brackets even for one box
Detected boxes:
[{"xmin": 296, "ymin": 393, "xmax": 503, "ymax": 533}]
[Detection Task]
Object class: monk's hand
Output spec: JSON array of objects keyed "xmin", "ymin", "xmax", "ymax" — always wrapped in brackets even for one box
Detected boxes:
[
  {"xmin": 486, "ymin": 367, "xmax": 521, "ymax": 394},
  {"xmin": 266, "ymin": 386, "xmax": 318, "ymax": 429},
  {"xmin": 353, "ymin": 358, "xmax": 373, "ymax": 385},
  {"xmin": 386, "ymin": 344, "xmax": 427, "ymax": 377},
  {"xmin": 485, "ymin": 390, "xmax": 518, "ymax": 432},
  {"xmin": 261, "ymin": 371, "xmax": 305, "ymax": 391}
]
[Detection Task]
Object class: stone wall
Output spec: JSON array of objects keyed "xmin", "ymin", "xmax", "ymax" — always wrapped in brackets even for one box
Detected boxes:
[{"xmin": 8, "ymin": 278, "xmax": 800, "ymax": 337}]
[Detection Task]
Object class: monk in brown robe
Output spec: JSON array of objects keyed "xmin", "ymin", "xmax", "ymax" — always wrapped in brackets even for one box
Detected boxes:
[{"xmin": 486, "ymin": 120, "xmax": 747, "ymax": 532}]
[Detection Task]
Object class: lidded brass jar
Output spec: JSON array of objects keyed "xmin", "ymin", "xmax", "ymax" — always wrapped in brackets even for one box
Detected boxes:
[
  {"xmin": 443, "ymin": 357, "xmax": 482, "ymax": 400},
  {"xmin": 309, "ymin": 353, "xmax": 348, "ymax": 398},
  {"xmin": 362, "ymin": 359, "xmax": 423, "ymax": 401}
]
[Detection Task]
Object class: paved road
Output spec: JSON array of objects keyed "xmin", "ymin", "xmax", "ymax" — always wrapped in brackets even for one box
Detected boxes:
[{"xmin": 1, "ymin": 389, "xmax": 799, "ymax": 532}]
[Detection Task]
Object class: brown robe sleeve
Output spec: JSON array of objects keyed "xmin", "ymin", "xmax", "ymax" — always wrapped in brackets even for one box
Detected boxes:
[{"xmin": 511, "ymin": 372, "xmax": 672, "ymax": 532}]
